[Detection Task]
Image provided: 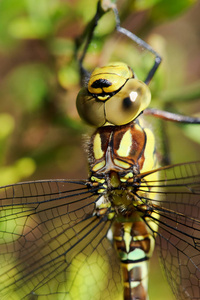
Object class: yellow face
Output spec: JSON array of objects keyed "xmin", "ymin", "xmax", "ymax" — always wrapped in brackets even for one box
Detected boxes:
[
  {"xmin": 88, "ymin": 62, "xmax": 134, "ymax": 98},
  {"xmin": 76, "ymin": 62, "xmax": 151, "ymax": 127}
]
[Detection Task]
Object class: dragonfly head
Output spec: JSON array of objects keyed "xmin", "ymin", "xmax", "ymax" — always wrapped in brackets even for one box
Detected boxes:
[{"xmin": 76, "ymin": 62, "xmax": 151, "ymax": 127}]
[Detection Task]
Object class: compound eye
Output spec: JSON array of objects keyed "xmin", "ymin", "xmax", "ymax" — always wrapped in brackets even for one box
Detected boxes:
[
  {"xmin": 105, "ymin": 79, "xmax": 151, "ymax": 125},
  {"xmin": 122, "ymin": 94, "xmax": 138, "ymax": 109},
  {"xmin": 76, "ymin": 87, "xmax": 106, "ymax": 127}
]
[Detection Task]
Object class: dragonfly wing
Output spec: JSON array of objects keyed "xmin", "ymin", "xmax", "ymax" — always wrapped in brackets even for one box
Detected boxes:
[
  {"xmin": 0, "ymin": 180, "xmax": 121, "ymax": 300},
  {"xmin": 140, "ymin": 162, "xmax": 200, "ymax": 300}
]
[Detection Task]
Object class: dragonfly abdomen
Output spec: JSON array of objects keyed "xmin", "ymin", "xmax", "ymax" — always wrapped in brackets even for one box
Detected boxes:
[{"xmin": 113, "ymin": 219, "xmax": 155, "ymax": 300}]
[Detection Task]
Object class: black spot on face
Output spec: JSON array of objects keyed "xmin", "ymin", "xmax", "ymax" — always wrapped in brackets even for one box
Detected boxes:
[{"xmin": 91, "ymin": 79, "xmax": 112, "ymax": 89}]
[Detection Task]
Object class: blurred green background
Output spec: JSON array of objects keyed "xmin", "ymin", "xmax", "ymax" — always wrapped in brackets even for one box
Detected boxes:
[{"xmin": 0, "ymin": 0, "xmax": 200, "ymax": 299}]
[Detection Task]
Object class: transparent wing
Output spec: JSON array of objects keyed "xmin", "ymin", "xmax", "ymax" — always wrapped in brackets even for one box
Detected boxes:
[
  {"xmin": 138, "ymin": 161, "xmax": 200, "ymax": 300},
  {"xmin": 0, "ymin": 180, "xmax": 122, "ymax": 300},
  {"xmin": 1, "ymin": 162, "xmax": 200, "ymax": 300}
]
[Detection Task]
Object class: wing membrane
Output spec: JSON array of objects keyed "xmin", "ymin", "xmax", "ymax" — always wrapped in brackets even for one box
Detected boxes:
[
  {"xmin": 1, "ymin": 162, "xmax": 200, "ymax": 299},
  {"xmin": 138, "ymin": 161, "xmax": 200, "ymax": 300},
  {"xmin": 0, "ymin": 180, "xmax": 121, "ymax": 299}
]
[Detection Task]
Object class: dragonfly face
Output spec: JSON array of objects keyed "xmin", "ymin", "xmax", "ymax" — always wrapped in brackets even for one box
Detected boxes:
[
  {"xmin": 88, "ymin": 62, "xmax": 134, "ymax": 97},
  {"xmin": 76, "ymin": 62, "xmax": 151, "ymax": 127}
]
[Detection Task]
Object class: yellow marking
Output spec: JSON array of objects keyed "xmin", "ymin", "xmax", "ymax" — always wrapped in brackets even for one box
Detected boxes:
[
  {"xmin": 122, "ymin": 261, "xmax": 149, "ymax": 292},
  {"xmin": 123, "ymin": 223, "xmax": 132, "ymax": 252},
  {"xmin": 130, "ymin": 281, "xmax": 144, "ymax": 289},
  {"xmin": 141, "ymin": 128, "xmax": 155, "ymax": 173},
  {"xmin": 124, "ymin": 282, "xmax": 140, "ymax": 288},
  {"xmin": 120, "ymin": 178, "xmax": 127, "ymax": 182},
  {"xmin": 138, "ymin": 127, "xmax": 160, "ymax": 200},
  {"xmin": 134, "ymin": 123, "xmax": 143, "ymax": 132},
  {"xmin": 97, "ymin": 95, "xmax": 109, "ymax": 100},
  {"xmin": 90, "ymin": 176, "xmax": 105, "ymax": 183},
  {"xmin": 117, "ymin": 129, "xmax": 132, "ymax": 157},
  {"xmin": 93, "ymin": 134, "xmax": 104, "ymax": 159},
  {"xmin": 132, "ymin": 234, "xmax": 150, "ymax": 242},
  {"xmin": 92, "ymin": 161, "xmax": 105, "ymax": 172},
  {"xmin": 98, "ymin": 202, "xmax": 111, "ymax": 209},
  {"xmin": 88, "ymin": 74, "xmax": 126, "ymax": 94},
  {"xmin": 122, "ymin": 262, "xmax": 134, "ymax": 271},
  {"xmin": 146, "ymin": 214, "xmax": 159, "ymax": 232},
  {"xmin": 103, "ymin": 62, "xmax": 133, "ymax": 79},
  {"xmin": 125, "ymin": 172, "xmax": 133, "ymax": 178},
  {"xmin": 146, "ymin": 235, "xmax": 156, "ymax": 257},
  {"xmin": 104, "ymin": 121, "xmax": 114, "ymax": 126},
  {"xmin": 88, "ymin": 62, "xmax": 133, "ymax": 95},
  {"xmin": 97, "ymin": 189, "xmax": 105, "ymax": 194},
  {"xmin": 90, "ymin": 176, "xmax": 106, "ymax": 194},
  {"xmin": 113, "ymin": 159, "xmax": 130, "ymax": 169},
  {"xmin": 114, "ymin": 236, "xmax": 123, "ymax": 241},
  {"xmin": 108, "ymin": 212, "xmax": 115, "ymax": 220},
  {"xmin": 120, "ymin": 172, "xmax": 133, "ymax": 182}
]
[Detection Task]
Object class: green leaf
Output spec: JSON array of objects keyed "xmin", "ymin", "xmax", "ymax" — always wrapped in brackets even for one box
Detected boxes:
[
  {"xmin": 0, "ymin": 0, "xmax": 26, "ymax": 48},
  {"xmin": 9, "ymin": 17, "xmax": 51, "ymax": 39},
  {"xmin": 151, "ymin": 0, "xmax": 196, "ymax": 22},
  {"xmin": 6, "ymin": 64, "xmax": 51, "ymax": 112},
  {"xmin": 183, "ymin": 124, "xmax": 200, "ymax": 144},
  {"xmin": 0, "ymin": 158, "xmax": 36, "ymax": 186},
  {"xmin": 77, "ymin": 0, "xmax": 98, "ymax": 22},
  {"xmin": 58, "ymin": 65, "xmax": 79, "ymax": 89},
  {"xmin": 134, "ymin": 0, "xmax": 162, "ymax": 10},
  {"xmin": 132, "ymin": 0, "xmax": 195, "ymax": 21},
  {"xmin": 49, "ymin": 38, "xmax": 74, "ymax": 56},
  {"xmin": 0, "ymin": 114, "xmax": 15, "ymax": 140}
]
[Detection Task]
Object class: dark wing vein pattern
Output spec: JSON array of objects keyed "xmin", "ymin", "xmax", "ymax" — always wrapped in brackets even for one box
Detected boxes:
[
  {"xmin": 138, "ymin": 162, "xmax": 200, "ymax": 300},
  {"xmin": 0, "ymin": 161, "xmax": 200, "ymax": 299},
  {"xmin": 0, "ymin": 180, "xmax": 121, "ymax": 300}
]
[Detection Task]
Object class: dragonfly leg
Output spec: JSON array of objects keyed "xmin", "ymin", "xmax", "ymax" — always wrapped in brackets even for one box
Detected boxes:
[
  {"xmin": 75, "ymin": 1, "xmax": 113, "ymax": 85},
  {"xmin": 75, "ymin": 0, "xmax": 162, "ymax": 86},
  {"xmin": 112, "ymin": 6, "xmax": 162, "ymax": 85},
  {"xmin": 144, "ymin": 108, "xmax": 200, "ymax": 124},
  {"xmin": 143, "ymin": 108, "xmax": 200, "ymax": 165}
]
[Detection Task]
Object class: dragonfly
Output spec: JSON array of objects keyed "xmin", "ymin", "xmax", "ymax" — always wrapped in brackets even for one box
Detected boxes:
[{"xmin": 0, "ymin": 1, "xmax": 200, "ymax": 300}]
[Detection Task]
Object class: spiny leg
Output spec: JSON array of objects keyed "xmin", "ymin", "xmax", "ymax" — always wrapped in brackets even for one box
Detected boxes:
[
  {"xmin": 75, "ymin": 0, "xmax": 162, "ymax": 85},
  {"xmin": 112, "ymin": 6, "xmax": 162, "ymax": 85},
  {"xmin": 144, "ymin": 108, "xmax": 200, "ymax": 124}
]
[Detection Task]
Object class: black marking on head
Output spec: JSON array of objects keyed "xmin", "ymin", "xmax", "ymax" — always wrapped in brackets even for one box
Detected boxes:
[{"xmin": 91, "ymin": 79, "xmax": 112, "ymax": 89}]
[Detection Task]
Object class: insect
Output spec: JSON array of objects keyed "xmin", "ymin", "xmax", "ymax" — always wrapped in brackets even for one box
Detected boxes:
[{"xmin": 0, "ymin": 1, "xmax": 200, "ymax": 300}]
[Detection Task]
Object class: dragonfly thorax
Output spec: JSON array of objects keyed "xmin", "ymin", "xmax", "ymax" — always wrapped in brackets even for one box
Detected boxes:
[
  {"xmin": 88, "ymin": 121, "xmax": 146, "ymax": 175},
  {"xmin": 88, "ymin": 118, "xmax": 158, "ymax": 206}
]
